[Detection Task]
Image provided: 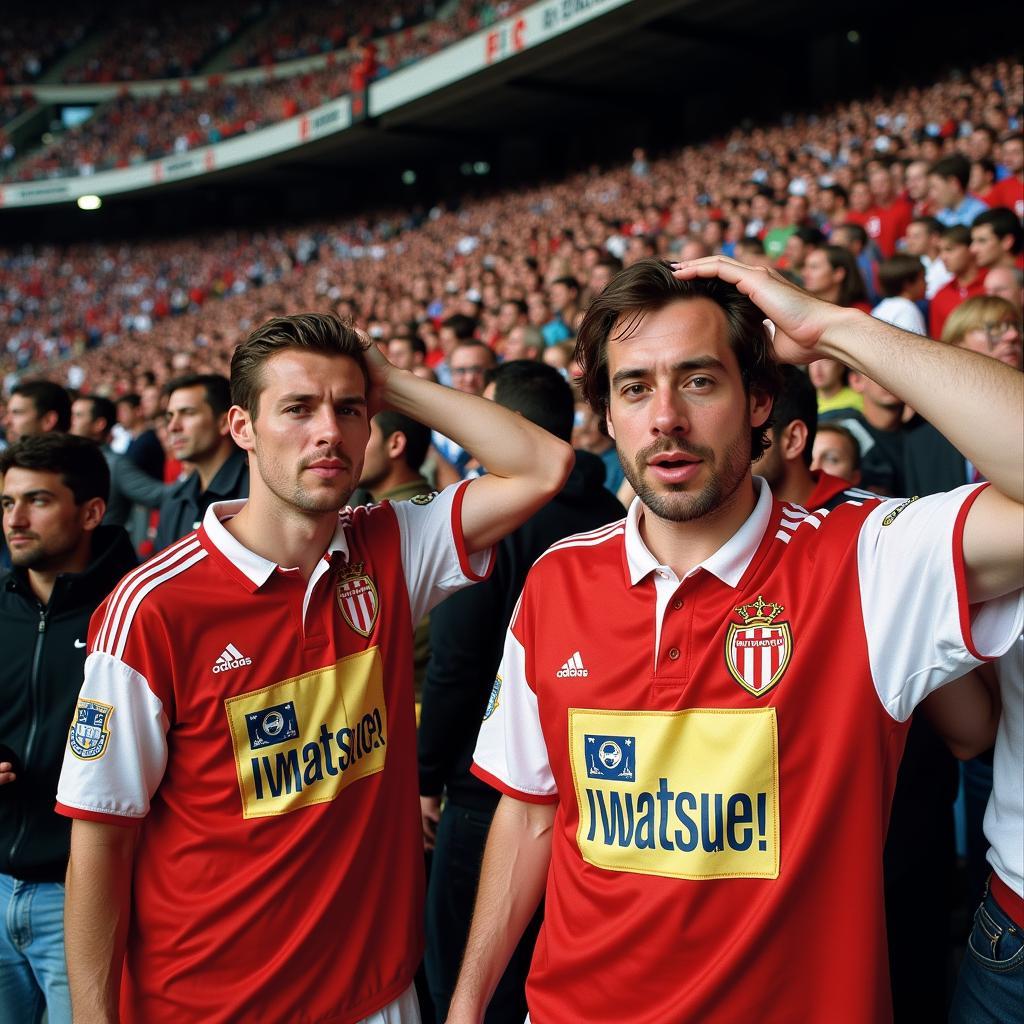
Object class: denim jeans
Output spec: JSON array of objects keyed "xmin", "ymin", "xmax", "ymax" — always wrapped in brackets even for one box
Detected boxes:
[
  {"xmin": 950, "ymin": 878, "xmax": 1024, "ymax": 1024},
  {"xmin": 0, "ymin": 872, "xmax": 71, "ymax": 1024}
]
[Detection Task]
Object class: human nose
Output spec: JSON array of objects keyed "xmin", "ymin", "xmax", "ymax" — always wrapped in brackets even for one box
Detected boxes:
[
  {"xmin": 651, "ymin": 386, "xmax": 688, "ymax": 436},
  {"xmin": 313, "ymin": 406, "xmax": 344, "ymax": 448},
  {"xmin": 6, "ymin": 500, "xmax": 29, "ymax": 529}
]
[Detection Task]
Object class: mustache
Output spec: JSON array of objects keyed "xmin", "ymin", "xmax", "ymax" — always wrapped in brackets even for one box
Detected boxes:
[
  {"xmin": 636, "ymin": 439, "xmax": 715, "ymax": 465},
  {"xmin": 299, "ymin": 448, "xmax": 353, "ymax": 470}
]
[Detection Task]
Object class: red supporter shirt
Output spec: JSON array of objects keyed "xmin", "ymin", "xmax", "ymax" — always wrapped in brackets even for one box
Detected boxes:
[
  {"xmin": 854, "ymin": 201, "xmax": 913, "ymax": 258},
  {"xmin": 57, "ymin": 484, "xmax": 491, "ymax": 1024},
  {"xmin": 473, "ymin": 481, "xmax": 1022, "ymax": 1024},
  {"xmin": 929, "ymin": 269, "xmax": 988, "ymax": 339},
  {"xmin": 982, "ymin": 176, "xmax": 1024, "ymax": 220}
]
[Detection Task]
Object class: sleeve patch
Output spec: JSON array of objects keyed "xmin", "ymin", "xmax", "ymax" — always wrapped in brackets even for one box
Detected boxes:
[
  {"xmin": 68, "ymin": 699, "xmax": 114, "ymax": 761},
  {"xmin": 409, "ymin": 492, "xmax": 438, "ymax": 505},
  {"xmin": 881, "ymin": 495, "xmax": 918, "ymax": 526}
]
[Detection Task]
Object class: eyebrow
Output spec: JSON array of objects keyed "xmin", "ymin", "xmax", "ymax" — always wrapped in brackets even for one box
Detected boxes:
[
  {"xmin": 277, "ymin": 392, "xmax": 366, "ymax": 406},
  {"xmin": 1, "ymin": 489, "xmax": 57, "ymax": 501},
  {"xmin": 610, "ymin": 355, "xmax": 728, "ymax": 387}
]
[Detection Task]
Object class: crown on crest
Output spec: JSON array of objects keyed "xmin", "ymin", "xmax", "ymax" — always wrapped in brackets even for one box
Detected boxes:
[
  {"xmin": 337, "ymin": 560, "xmax": 366, "ymax": 582},
  {"xmin": 733, "ymin": 595, "xmax": 784, "ymax": 626}
]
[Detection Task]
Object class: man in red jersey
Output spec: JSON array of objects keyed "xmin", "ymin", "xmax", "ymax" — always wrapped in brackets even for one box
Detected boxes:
[
  {"xmin": 930, "ymin": 224, "xmax": 988, "ymax": 339},
  {"xmin": 448, "ymin": 258, "xmax": 1022, "ymax": 1024},
  {"xmin": 55, "ymin": 313, "xmax": 572, "ymax": 1024}
]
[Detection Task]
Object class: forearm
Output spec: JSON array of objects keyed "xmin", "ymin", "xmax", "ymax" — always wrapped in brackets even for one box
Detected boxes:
[
  {"xmin": 65, "ymin": 820, "xmax": 138, "ymax": 1024},
  {"xmin": 448, "ymin": 795, "xmax": 555, "ymax": 1021},
  {"xmin": 819, "ymin": 309, "xmax": 1024, "ymax": 502},
  {"xmin": 382, "ymin": 368, "xmax": 571, "ymax": 491}
]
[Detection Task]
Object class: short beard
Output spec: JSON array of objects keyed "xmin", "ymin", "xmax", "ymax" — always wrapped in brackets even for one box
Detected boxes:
[{"xmin": 619, "ymin": 431, "xmax": 750, "ymax": 524}]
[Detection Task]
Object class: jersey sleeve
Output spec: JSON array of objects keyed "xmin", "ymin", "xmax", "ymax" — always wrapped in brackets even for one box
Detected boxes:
[
  {"xmin": 857, "ymin": 484, "xmax": 1024, "ymax": 721},
  {"xmin": 471, "ymin": 595, "xmax": 557, "ymax": 804},
  {"xmin": 55, "ymin": 603, "xmax": 171, "ymax": 825},
  {"xmin": 389, "ymin": 480, "xmax": 493, "ymax": 623}
]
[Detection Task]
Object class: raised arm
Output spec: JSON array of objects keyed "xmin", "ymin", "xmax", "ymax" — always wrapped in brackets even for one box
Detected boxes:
[
  {"xmin": 673, "ymin": 257, "xmax": 1024, "ymax": 602},
  {"xmin": 364, "ymin": 342, "xmax": 574, "ymax": 553},
  {"xmin": 446, "ymin": 795, "xmax": 556, "ymax": 1023},
  {"xmin": 65, "ymin": 818, "xmax": 138, "ymax": 1024},
  {"xmin": 922, "ymin": 664, "xmax": 1001, "ymax": 760}
]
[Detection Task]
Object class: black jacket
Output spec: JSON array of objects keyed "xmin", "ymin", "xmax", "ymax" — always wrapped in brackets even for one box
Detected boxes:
[
  {"xmin": 0, "ymin": 526, "xmax": 138, "ymax": 882},
  {"xmin": 418, "ymin": 451, "xmax": 625, "ymax": 809},
  {"xmin": 154, "ymin": 445, "xmax": 249, "ymax": 552}
]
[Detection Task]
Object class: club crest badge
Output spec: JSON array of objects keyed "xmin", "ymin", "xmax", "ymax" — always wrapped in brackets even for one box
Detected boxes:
[
  {"xmin": 69, "ymin": 699, "xmax": 113, "ymax": 760},
  {"xmin": 336, "ymin": 562, "xmax": 379, "ymax": 637},
  {"xmin": 725, "ymin": 595, "xmax": 792, "ymax": 698}
]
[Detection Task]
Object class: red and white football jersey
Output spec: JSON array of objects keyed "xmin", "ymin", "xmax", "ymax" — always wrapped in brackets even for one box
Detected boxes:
[
  {"xmin": 57, "ymin": 483, "xmax": 491, "ymax": 1024},
  {"xmin": 474, "ymin": 481, "xmax": 1022, "ymax": 1024}
]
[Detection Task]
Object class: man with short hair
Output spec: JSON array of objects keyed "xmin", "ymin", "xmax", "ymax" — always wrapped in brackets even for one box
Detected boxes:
[
  {"xmin": 904, "ymin": 215, "xmax": 954, "ymax": 299},
  {"xmin": 0, "ymin": 434, "xmax": 136, "ymax": 1024},
  {"xmin": 930, "ymin": 225, "xmax": 988, "ymax": 339},
  {"xmin": 751, "ymin": 366, "xmax": 867, "ymax": 508},
  {"xmin": 970, "ymin": 207, "xmax": 1024, "ymax": 272},
  {"xmin": 811, "ymin": 422, "xmax": 862, "ymax": 484},
  {"xmin": 929, "ymin": 154, "xmax": 989, "ymax": 227},
  {"xmin": 544, "ymin": 278, "xmax": 581, "ymax": 344},
  {"xmin": 502, "ymin": 326, "xmax": 543, "ymax": 363},
  {"xmin": 984, "ymin": 132, "xmax": 1023, "ymax": 218},
  {"xmin": 70, "ymin": 396, "xmax": 168, "ymax": 541},
  {"xmin": 433, "ymin": 342, "xmax": 498, "ymax": 482},
  {"xmin": 871, "ymin": 256, "xmax": 927, "ymax": 335},
  {"xmin": 56, "ymin": 313, "xmax": 572, "ymax": 1024},
  {"xmin": 449, "ymin": 257, "xmax": 1023, "ymax": 1023},
  {"xmin": 984, "ymin": 265, "xmax": 1023, "ymax": 311},
  {"xmin": 3, "ymin": 381, "xmax": 71, "ymax": 445},
  {"xmin": 153, "ymin": 374, "xmax": 248, "ymax": 551}
]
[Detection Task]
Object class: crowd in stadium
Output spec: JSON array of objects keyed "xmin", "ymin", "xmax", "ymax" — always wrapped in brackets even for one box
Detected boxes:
[
  {"xmin": 0, "ymin": 20, "xmax": 1022, "ymax": 1024},
  {"xmin": 0, "ymin": 0, "xmax": 531, "ymax": 184}
]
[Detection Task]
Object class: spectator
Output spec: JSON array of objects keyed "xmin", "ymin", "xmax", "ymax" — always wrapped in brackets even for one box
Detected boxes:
[
  {"xmin": 3, "ymin": 381, "xmax": 71, "ymax": 444},
  {"xmin": 153, "ymin": 373, "xmax": 248, "ymax": 551},
  {"xmin": 811, "ymin": 422, "xmax": 863, "ymax": 485},
  {"xmin": 969, "ymin": 207, "xmax": 1024, "ymax": 273},
  {"xmin": 904, "ymin": 215, "xmax": 955, "ymax": 299},
  {"xmin": 928, "ymin": 154, "xmax": 989, "ymax": 227},
  {"xmin": 0, "ymin": 434, "xmax": 136, "ymax": 1024},
  {"xmin": 983, "ymin": 265, "xmax": 1023, "ymax": 310},
  {"xmin": 930, "ymin": 225, "xmax": 988, "ymax": 339},
  {"xmin": 941, "ymin": 295, "xmax": 1022, "ymax": 370},
  {"xmin": 872, "ymin": 255, "xmax": 928, "ymax": 335}
]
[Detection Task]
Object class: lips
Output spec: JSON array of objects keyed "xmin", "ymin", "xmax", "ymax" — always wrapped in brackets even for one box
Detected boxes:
[{"xmin": 306, "ymin": 458, "xmax": 349, "ymax": 479}]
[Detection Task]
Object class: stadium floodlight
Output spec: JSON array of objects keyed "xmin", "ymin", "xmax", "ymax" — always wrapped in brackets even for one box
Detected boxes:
[
  {"xmin": 77, "ymin": 195, "xmax": 102, "ymax": 211},
  {"xmin": 473, "ymin": 161, "xmax": 490, "ymax": 175},
  {"xmin": 846, "ymin": 30, "xmax": 860, "ymax": 43},
  {"xmin": 402, "ymin": 170, "xmax": 417, "ymax": 185},
  {"xmin": 460, "ymin": 162, "xmax": 473, "ymax": 176}
]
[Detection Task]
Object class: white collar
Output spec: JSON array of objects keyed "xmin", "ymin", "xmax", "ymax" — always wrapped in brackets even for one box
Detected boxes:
[
  {"xmin": 624, "ymin": 477, "xmax": 773, "ymax": 588},
  {"xmin": 201, "ymin": 499, "xmax": 351, "ymax": 588}
]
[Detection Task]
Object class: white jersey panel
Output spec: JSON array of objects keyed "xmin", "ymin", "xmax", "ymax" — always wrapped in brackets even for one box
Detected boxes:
[
  {"xmin": 56, "ymin": 650, "xmax": 169, "ymax": 820},
  {"xmin": 986, "ymin": 625, "xmax": 1024, "ymax": 897},
  {"xmin": 390, "ymin": 481, "xmax": 492, "ymax": 623},
  {"xmin": 473, "ymin": 626, "xmax": 557, "ymax": 801},
  {"xmin": 857, "ymin": 485, "xmax": 1024, "ymax": 721}
]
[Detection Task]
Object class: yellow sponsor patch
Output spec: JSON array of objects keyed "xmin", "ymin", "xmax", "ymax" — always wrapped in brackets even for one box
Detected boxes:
[
  {"xmin": 224, "ymin": 648, "xmax": 387, "ymax": 819},
  {"xmin": 569, "ymin": 707, "xmax": 779, "ymax": 880}
]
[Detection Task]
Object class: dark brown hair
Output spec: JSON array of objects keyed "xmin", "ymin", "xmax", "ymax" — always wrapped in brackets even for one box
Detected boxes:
[
  {"xmin": 230, "ymin": 313, "xmax": 369, "ymax": 418},
  {"xmin": 573, "ymin": 258, "xmax": 781, "ymax": 457}
]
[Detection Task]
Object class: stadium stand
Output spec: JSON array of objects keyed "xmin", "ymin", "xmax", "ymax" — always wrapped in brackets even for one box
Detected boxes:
[{"xmin": 1, "ymin": 56, "xmax": 1019, "ymax": 391}]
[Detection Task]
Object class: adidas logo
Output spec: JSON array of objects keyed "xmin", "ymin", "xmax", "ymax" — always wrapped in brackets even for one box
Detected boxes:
[
  {"xmin": 556, "ymin": 651, "xmax": 589, "ymax": 678},
  {"xmin": 213, "ymin": 643, "xmax": 253, "ymax": 674}
]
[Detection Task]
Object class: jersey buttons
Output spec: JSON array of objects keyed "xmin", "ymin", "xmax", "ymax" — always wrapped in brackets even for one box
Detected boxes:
[
  {"xmin": 672, "ymin": 599, "xmax": 683, "ymax": 610},
  {"xmin": 667, "ymin": 647, "xmax": 680, "ymax": 660}
]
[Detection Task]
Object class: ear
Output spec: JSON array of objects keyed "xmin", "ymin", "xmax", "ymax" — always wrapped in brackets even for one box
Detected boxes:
[
  {"xmin": 781, "ymin": 419, "xmax": 808, "ymax": 461},
  {"xmin": 749, "ymin": 390, "xmax": 773, "ymax": 430},
  {"xmin": 847, "ymin": 371, "xmax": 865, "ymax": 394},
  {"xmin": 605, "ymin": 408, "xmax": 615, "ymax": 441},
  {"xmin": 387, "ymin": 431, "xmax": 407, "ymax": 460},
  {"xmin": 80, "ymin": 496, "xmax": 105, "ymax": 531},
  {"xmin": 216, "ymin": 410, "xmax": 231, "ymax": 438},
  {"xmin": 40, "ymin": 410, "xmax": 58, "ymax": 432},
  {"xmin": 228, "ymin": 406, "xmax": 255, "ymax": 452}
]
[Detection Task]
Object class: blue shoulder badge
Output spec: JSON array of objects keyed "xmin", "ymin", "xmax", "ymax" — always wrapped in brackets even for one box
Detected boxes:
[
  {"xmin": 483, "ymin": 676, "xmax": 502, "ymax": 720},
  {"xmin": 69, "ymin": 699, "xmax": 113, "ymax": 760}
]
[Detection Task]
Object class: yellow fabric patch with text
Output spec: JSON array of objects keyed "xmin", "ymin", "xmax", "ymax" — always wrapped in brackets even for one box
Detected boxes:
[
  {"xmin": 569, "ymin": 707, "xmax": 779, "ymax": 880},
  {"xmin": 224, "ymin": 649, "xmax": 387, "ymax": 819}
]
